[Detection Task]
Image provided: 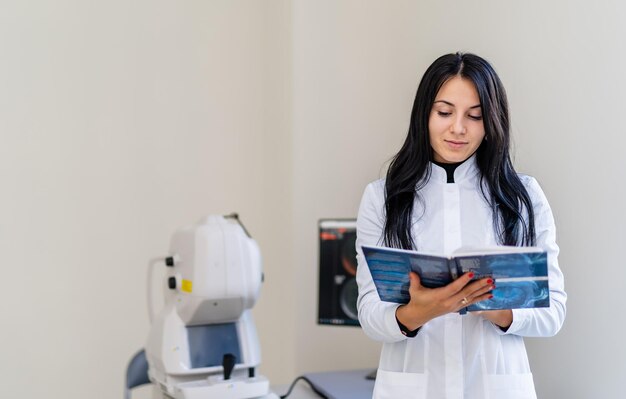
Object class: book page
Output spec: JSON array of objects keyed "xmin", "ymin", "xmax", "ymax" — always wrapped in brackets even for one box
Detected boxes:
[{"xmin": 452, "ymin": 245, "xmax": 543, "ymax": 257}]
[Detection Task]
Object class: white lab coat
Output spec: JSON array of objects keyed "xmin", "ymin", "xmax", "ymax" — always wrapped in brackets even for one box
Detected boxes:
[{"xmin": 356, "ymin": 156, "xmax": 566, "ymax": 399}]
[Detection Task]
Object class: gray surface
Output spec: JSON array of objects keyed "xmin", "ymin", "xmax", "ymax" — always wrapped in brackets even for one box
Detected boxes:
[{"xmin": 276, "ymin": 369, "xmax": 375, "ymax": 399}]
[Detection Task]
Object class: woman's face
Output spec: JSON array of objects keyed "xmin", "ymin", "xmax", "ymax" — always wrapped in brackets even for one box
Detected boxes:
[{"xmin": 428, "ymin": 76, "xmax": 485, "ymax": 164}]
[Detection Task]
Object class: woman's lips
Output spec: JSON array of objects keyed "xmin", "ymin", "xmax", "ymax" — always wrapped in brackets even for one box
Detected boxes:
[{"xmin": 445, "ymin": 139, "xmax": 468, "ymax": 149}]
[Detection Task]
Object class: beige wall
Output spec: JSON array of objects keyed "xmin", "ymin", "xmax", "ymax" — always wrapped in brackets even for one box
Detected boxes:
[
  {"xmin": 0, "ymin": 1, "xmax": 294, "ymax": 398},
  {"xmin": 1, "ymin": 1, "xmax": 624, "ymax": 398}
]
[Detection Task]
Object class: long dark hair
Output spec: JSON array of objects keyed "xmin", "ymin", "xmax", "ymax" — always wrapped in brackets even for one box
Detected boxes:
[{"xmin": 383, "ymin": 52, "xmax": 535, "ymax": 249}]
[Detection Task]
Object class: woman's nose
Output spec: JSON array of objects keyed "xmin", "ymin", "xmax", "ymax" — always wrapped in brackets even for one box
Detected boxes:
[{"xmin": 450, "ymin": 116, "xmax": 466, "ymax": 134}]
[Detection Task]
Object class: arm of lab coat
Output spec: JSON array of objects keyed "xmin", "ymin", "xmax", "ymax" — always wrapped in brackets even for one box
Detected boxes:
[
  {"xmin": 500, "ymin": 177, "xmax": 567, "ymax": 337},
  {"xmin": 355, "ymin": 182, "xmax": 407, "ymax": 343}
]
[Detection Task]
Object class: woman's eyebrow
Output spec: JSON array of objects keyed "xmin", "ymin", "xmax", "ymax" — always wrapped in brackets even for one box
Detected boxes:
[{"xmin": 433, "ymin": 100, "xmax": 482, "ymax": 109}]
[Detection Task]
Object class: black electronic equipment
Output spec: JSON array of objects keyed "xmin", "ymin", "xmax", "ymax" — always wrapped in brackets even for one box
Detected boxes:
[{"xmin": 317, "ymin": 219, "xmax": 360, "ymax": 327}]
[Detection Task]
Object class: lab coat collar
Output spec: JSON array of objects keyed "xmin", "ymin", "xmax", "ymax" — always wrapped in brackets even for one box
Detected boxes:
[{"xmin": 429, "ymin": 153, "xmax": 479, "ymax": 184}]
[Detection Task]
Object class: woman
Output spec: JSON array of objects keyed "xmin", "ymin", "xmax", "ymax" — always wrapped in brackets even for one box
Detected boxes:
[{"xmin": 355, "ymin": 53, "xmax": 566, "ymax": 399}]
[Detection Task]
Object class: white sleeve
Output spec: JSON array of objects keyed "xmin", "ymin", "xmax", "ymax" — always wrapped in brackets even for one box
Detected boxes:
[
  {"xmin": 355, "ymin": 182, "xmax": 407, "ymax": 343},
  {"xmin": 500, "ymin": 176, "xmax": 567, "ymax": 337}
]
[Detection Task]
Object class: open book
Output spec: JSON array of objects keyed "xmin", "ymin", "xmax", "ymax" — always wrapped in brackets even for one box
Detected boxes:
[{"xmin": 361, "ymin": 245, "xmax": 550, "ymax": 312}]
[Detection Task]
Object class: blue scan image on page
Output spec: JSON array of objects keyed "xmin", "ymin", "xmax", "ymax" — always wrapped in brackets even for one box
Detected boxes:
[
  {"xmin": 362, "ymin": 246, "xmax": 452, "ymax": 304},
  {"xmin": 456, "ymin": 252, "xmax": 550, "ymax": 311}
]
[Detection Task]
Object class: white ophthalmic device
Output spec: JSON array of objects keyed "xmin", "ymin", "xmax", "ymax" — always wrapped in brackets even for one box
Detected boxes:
[{"xmin": 144, "ymin": 214, "xmax": 279, "ymax": 399}]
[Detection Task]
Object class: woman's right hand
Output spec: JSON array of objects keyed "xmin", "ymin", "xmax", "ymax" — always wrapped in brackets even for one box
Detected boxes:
[{"xmin": 395, "ymin": 271, "xmax": 494, "ymax": 331}]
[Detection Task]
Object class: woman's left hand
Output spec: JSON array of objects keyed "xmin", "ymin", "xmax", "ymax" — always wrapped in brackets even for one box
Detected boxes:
[{"xmin": 477, "ymin": 310, "xmax": 513, "ymax": 329}]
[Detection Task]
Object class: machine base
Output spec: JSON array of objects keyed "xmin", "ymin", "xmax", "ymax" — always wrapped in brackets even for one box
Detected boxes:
[{"xmin": 152, "ymin": 375, "xmax": 277, "ymax": 399}]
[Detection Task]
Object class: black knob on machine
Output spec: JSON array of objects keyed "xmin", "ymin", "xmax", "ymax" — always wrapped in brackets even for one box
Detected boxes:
[
  {"xmin": 167, "ymin": 277, "xmax": 176, "ymax": 290},
  {"xmin": 223, "ymin": 353, "xmax": 236, "ymax": 380}
]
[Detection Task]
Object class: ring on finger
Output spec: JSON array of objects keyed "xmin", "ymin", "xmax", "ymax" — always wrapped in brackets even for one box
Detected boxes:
[{"xmin": 461, "ymin": 297, "xmax": 468, "ymax": 305}]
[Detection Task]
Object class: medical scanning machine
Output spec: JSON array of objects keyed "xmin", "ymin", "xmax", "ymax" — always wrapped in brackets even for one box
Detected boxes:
[{"xmin": 138, "ymin": 214, "xmax": 278, "ymax": 399}]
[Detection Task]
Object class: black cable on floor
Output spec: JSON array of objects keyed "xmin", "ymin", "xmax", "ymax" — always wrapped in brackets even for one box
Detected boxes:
[{"xmin": 279, "ymin": 375, "xmax": 328, "ymax": 399}]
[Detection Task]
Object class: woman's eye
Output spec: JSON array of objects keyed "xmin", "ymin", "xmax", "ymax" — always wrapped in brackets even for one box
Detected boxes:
[
  {"xmin": 437, "ymin": 111, "xmax": 451, "ymax": 117},
  {"xmin": 468, "ymin": 115, "xmax": 482, "ymax": 121}
]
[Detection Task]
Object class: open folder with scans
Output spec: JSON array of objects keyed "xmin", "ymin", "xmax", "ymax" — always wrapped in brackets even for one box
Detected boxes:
[{"xmin": 362, "ymin": 245, "xmax": 550, "ymax": 312}]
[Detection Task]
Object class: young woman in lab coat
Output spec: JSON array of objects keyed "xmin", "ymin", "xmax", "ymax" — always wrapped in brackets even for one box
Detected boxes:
[{"xmin": 355, "ymin": 53, "xmax": 566, "ymax": 399}]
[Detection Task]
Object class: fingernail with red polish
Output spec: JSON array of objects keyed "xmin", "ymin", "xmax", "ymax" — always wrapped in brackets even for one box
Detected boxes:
[
  {"xmin": 489, "ymin": 294, "xmax": 493, "ymax": 299},
  {"xmin": 487, "ymin": 278, "xmax": 493, "ymax": 285},
  {"xmin": 468, "ymin": 272, "xmax": 475, "ymax": 279}
]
